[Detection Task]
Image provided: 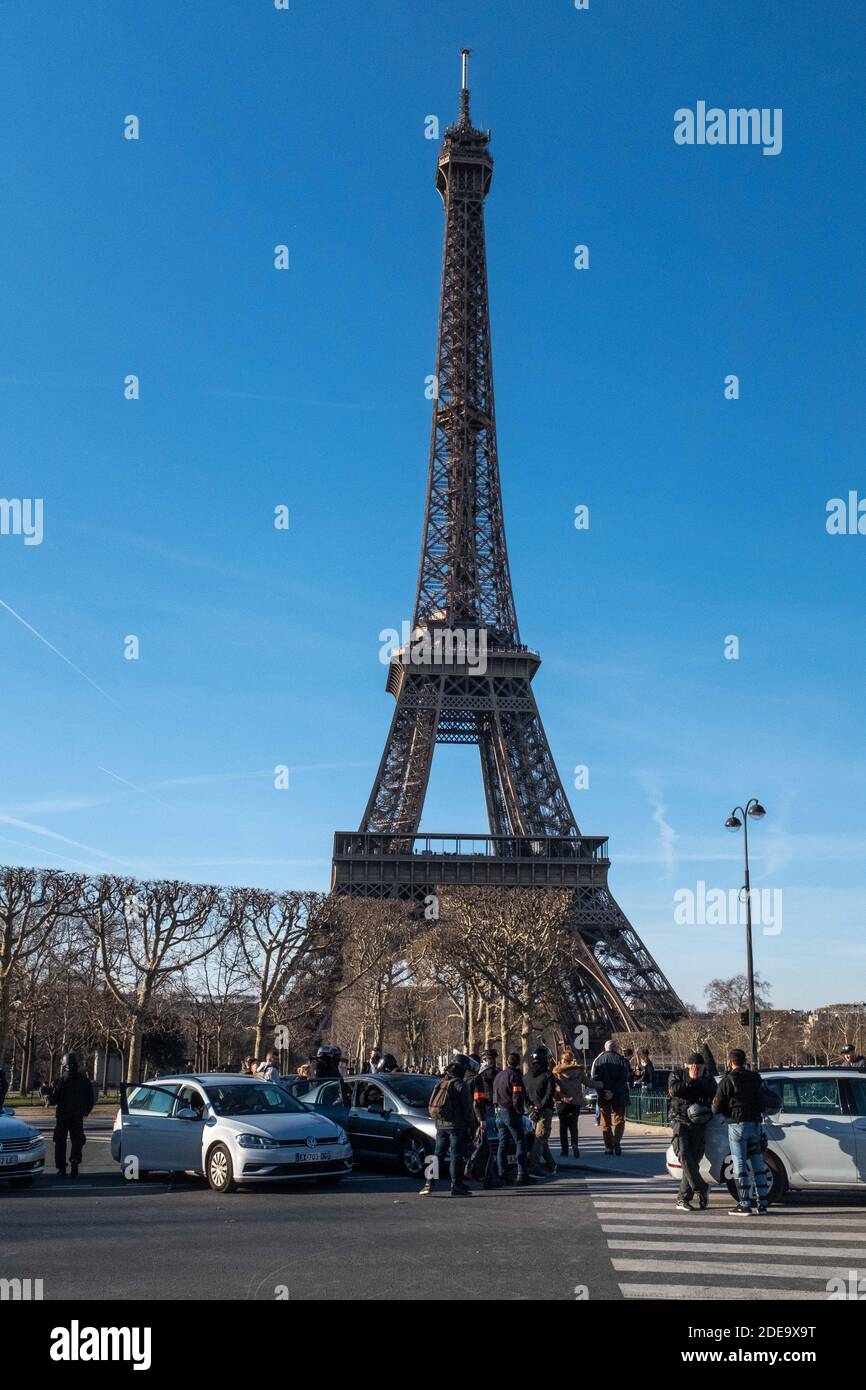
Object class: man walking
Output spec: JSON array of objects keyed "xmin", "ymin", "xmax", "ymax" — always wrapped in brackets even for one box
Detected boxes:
[
  {"xmin": 713, "ymin": 1048, "xmax": 771, "ymax": 1215},
  {"xmin": 525, "ymin": 1047, "xmax": 557, "ymax": 1175},
  {"xmin": 48, "ymin": 1052, "xmax": 94, "ymax": 1178},
  {"xmin": 493, "ymin": 1051, "xmax": 534, "ymax": 1186},
  {"xmin": 590, "ymin": 1040, "xmax": 631, "ymax": 1156},
  {"xmin": 420, "ymin": 1054, "xmax": 476, "ymax": 1197},
  {"xmin": 668, "ymin": 1052, "xmax": 716, "ymax": 1210}
]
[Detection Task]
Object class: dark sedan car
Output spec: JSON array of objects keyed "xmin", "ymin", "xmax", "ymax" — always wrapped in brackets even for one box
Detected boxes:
[{"xmin": 291, "ymin": 1072, "xmax": 533, "ymax": 1179}]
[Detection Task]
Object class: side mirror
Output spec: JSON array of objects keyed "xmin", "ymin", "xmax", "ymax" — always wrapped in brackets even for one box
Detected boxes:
[{"xmin": 176, "ymin": 1107, "xmax": 202, "ymax": 1121}]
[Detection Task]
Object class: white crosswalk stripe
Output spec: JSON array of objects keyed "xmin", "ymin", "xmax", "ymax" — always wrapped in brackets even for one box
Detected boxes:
[{"xmin": 587, "ymin": 1176, "xmax": 866, "ymax": 1301}]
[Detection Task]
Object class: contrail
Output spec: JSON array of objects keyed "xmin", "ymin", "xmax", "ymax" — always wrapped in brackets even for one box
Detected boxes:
[{"xmin": 0, "ymin": 596, "xmax": 120, "ymax": 706}]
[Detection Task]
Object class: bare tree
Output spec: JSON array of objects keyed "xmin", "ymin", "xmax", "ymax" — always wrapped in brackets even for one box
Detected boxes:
[
  {"xmin": 82, "ymin": 876, "xmax": 226, "ymax": 1083},
  {"xmin": 0, "ymin": 868, "xmax": 81, "ymax": 1066}
]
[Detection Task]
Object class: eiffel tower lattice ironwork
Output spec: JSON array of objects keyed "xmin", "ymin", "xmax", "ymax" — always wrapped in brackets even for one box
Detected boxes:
[{"xmin": 332, "ymin": 52, "xmax": 685, "ymax": 1036}]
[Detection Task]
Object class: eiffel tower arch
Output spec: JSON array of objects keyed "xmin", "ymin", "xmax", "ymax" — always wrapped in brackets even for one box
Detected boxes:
[{"xmin": 332, "ymin": 52, "xmax": 685, "ymax": 1041}]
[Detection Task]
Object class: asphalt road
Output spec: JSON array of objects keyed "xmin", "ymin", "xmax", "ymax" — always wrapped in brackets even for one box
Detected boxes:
[{"xmin": 4, "ymin": 1112, "xmax": 866, "ymax": 1302}]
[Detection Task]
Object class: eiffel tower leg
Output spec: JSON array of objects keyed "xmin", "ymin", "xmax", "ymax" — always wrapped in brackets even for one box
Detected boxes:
[
  {"xmin": 483, "ymin": 691, "xmax": 579, "ymax": 837},
  {"xmin": 360, "ymin": 681, "xmax": 440, "ymax": 838}
]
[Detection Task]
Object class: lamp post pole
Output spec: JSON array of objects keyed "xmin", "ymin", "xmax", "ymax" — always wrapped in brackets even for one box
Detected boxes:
[{"xmin": 725, "ymin": 799, "xmax": 766, "ymax": 1069}]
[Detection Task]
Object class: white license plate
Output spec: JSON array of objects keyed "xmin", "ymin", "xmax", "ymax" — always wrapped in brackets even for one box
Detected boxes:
[
  {"xmin": 294, "ymin": 1150, "xmax": 331, "ymax": 1163},
  {"xmin": 0, "ymin": 1153, "xmax": 22, "ymax": 1166}
]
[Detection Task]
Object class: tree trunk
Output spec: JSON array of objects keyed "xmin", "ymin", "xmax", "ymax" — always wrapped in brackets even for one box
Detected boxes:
[
  {"xmin": 126, "ymin": 1025, "xmax": 143, "ymax": 1084},
  {"xmin": 499, "ymin": 995, "xmax": 508, "ymax": 1065},
  {"xmin": 520, "ymin": 1012, "xmax": 530, "ymax": 1062}
]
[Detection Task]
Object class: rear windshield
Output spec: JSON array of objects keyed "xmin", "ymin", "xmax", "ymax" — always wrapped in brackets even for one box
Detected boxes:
[{"xmin": 204, "ymin": 1083, "xmax": 307, "ymax": 1117}]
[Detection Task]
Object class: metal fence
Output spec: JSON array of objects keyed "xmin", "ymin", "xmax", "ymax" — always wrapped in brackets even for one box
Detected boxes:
[{"xmin": 626, "ymin": 1090, "xmax": 670, "ymax": 1126}]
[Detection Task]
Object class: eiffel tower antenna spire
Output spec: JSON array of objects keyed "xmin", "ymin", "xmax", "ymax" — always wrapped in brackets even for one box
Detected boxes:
[
  {"xmin": 460, "ymin": 46, "xmax": 471, "ymax": 124},
  {"xmin": 332, "ymin": 58, "xmax": 685, "ymax": 1043}
]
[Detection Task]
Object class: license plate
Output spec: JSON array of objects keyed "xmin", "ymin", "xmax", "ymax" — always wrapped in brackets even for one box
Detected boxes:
[
  {"xmin": 0, "ymin": 1154, "xmax": 21, "ymax": 1166},
  {"xmin": 294, "ymin": 1150, "xmax": 330, "ymax": 1163}
]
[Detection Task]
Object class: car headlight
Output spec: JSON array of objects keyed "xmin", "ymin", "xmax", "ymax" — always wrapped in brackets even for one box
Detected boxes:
[
  {"xmin": 335, "ymin": 1128, "xmax": 349, "ymax": 1145},
  {"xmin": 237, "ymin": 1133, "xmax": 270, "ymax": 1149}
]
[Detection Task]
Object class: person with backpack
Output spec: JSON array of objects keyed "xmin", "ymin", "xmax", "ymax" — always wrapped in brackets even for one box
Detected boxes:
[
  {"xmin": 525, "ymin": 1046, "xmax": 558, "ymax": 1175},
  {"xmin": 712, "ymin": 1048, "xmax": 771, "ymax": 1215},
  {"xmin": 668, "ymin": 1052, "xmax": 716, "ymax": 1211},
  {"xmin": 48, "ymin": 1052, "xmax": 95, "ymax": 1178},
  {"xmin": 492, "ymin": 1051, "xmax": 534, "ymax": 1186},
  {"xmin": 589, "ymin": 1040, "xmax": 631, "ymax": 1156},
  {"xmin": 468, "ymin": 1049, "xmax": 500, "ymax": 1188},
  {"xmin": 419, "ymin": 1054, "xmax": 477, "ymax": 1197}
]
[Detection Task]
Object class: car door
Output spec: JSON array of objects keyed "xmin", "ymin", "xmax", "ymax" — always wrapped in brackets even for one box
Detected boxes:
[
  {"xmin": 775, "ymin": 1076, "xmax": 857, "ymax": 1184},
  {"xmin": 168, "ymin": 1084, "xmax": 209, "ymax": 1174},
  {"xmin": 347, "ymin": 1081, "xmax": 395, "ymax": 1161},
  {"xmin": 842, "ymin": 1076, "xmax": 866, "ymax": 1182},
  {"xmin": 120, "ymin": 1083, "xmax": 180, "ymax": 1172},
  {"xmin": 302, "ymin": 1081, "xmax": 351, "ymax": 1130}
]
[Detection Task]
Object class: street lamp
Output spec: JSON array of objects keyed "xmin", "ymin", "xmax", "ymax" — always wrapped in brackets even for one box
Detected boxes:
[{"xmin": 725, "ymin": 799, "xmax": 766, "ymax": 1068}]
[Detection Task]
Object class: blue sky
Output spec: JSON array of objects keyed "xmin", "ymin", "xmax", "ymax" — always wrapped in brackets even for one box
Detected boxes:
[{"xmin": 1, "ymin": 1, "xmax": 864, "ymax": 1010}]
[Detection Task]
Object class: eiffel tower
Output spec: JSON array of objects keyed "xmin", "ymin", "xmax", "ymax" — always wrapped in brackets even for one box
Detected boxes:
[{"xmin": 332, "ymin": 52, "xmax": 684, "ymax": 1038}]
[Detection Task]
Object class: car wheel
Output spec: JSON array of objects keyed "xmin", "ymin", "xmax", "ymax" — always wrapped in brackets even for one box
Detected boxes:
[
  {"xmin": 206, "ymin": 1143, "xmax": 237, "ymax": 1193},
  {"xmin": 724, "ymin": 1152, "xmax": 787, "ymax": 1205},
  {"xmin": 9, "ymin": 1176, "xmax": 34, "ymax": 1188},
  {"xmin": 400, "ymin": 1132, "xmax": 430, "ymax": 1178}
]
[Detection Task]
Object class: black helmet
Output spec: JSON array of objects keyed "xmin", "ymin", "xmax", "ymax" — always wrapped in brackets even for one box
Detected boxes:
[
  {"xmin": 449, "ymin": 1052, "xmax": 479, "ymax": 1079},
  {"xmin": 379, "ymin": 1054, "xmax": 399, "ymax": 1072},
  {"xmin": 686, "ymin": 1102, "xmax": 712, "ymax": 1125},
  {"xmin": 61, "ymin": 1052, "xmax": 78, "ymax": 1073},
  {"xmin": 531, "ymin": 1047, "xmax": 550, "ymax": 1065},
  {"xmin": 317, "ymin": 1044, "xmax": 341, "ymax": 1060}
]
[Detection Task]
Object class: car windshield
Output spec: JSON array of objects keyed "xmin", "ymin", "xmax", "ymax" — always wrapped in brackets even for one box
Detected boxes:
[
  {"xmin": 381, "ymin": 1075, "xmax": 439, "ymax": 1108},
  {"xmin": 204, "ymin": 1083, "xmax": 307, "ymax": 1116}
]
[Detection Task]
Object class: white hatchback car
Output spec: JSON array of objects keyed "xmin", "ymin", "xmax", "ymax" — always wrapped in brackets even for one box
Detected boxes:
[
  {"xmin": 666, "ymin": 1068, "xmax": 866, "ymax": 1203},
  {"xmin": 112, "ymin": 1073, "xmax": 353, "ymax": 1192},
  {"xmin": 0, "ymin": 1106, "xmax": 45, "ymax": 1188}
]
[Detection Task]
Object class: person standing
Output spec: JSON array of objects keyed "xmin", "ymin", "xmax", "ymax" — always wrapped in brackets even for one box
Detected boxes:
[
  {"xmin": 368, "ymin": 1048, "xmax": 383, "ymax": 1073},
  {"xmin": 470, "ymin": 1049, "xmax": 500, "ymax": 1188},
  {"xmin": 492, "ymin": 1051, "xmax": 534, "ymax": 1186},
  {"xmin": 841, "ymin": 1043, "xmax": 866, "ymax": 1070},
  {"xmin": 420, "ymin": 1054, "xmax": 476, "ymax": 1197},
  {"xmin": 636, "ymin": 1050, "xmax": 656, "ymax": 1092},
  {"xmin": 256, "ymin": 1051, "xmax": 280, "ymax": 1083},
  {"xmin": 713, "ymin": 1048, "xmax": 771, "ymax": 1215},
  {"xmin": 668, "ymin": 1052, "xmax": 716, "ymax": 1211},
  {"xmin": 553, "ymin": 1050, "xmax": 585, "ymax": 1159},
  {"xmin": 525, "ymin": 1047, "xmax": 557, "ymax": 1175},
  {"xmin": 48, "ymin": 1053, "xmax": 94, "ymax": 1179},
  {"xmin": 590, "ymin": 1040, "xmax": 631, "ymax": 1156}
]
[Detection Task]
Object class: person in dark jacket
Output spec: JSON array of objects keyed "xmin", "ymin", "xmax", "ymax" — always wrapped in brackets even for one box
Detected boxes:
[
  {"xmin": 713, "ymin": 1048, "xmax": 770, "ymax": 1214},
  {"xmin": 841, "ymin": 1044, "xmax": 866, "ymax": 1070},
  {"xmin": 636, "ymin": 1051, "xmax": 656, "ymax": 1092},
  {"xmin": 420, "ymin": 1055, "xmax": 477, "ymax": 1197},
  {"xmin": 590, "ymin": 1040, "xmax": 631, "ymax": 1155},
  {"xmin": 492, "ymin": 1052, "xmax": 533, "ymax": 1185},
  {"xmin": 48, "ymin": 1053, "xmax": 94, "ymax": 1178},
  {"xmin": 469, "ymin": 1049, "xmax": 500, "ymax": 1188},
  {"xmin": 669, "ymin": 1052, "xmax": 716, "ymax": 1210},
  {"xmin": 553, "ymin": 1050, "xmax": 586, "ymax": 1159},
  {"xmin": 525, "ymin": 1047, "xmax": 558, "ymax": 1175}
]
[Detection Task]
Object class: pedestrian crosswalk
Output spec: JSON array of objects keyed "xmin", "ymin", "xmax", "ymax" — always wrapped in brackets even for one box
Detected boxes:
[{"xmin": 588, "ymin": 1175, "xmax": 866, "ymax": 1300}]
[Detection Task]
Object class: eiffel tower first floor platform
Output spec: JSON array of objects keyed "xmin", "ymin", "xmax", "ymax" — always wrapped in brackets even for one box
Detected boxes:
[{"xmin": 330, "ymin": 831, "xmax": 686, "ymax": 1038}]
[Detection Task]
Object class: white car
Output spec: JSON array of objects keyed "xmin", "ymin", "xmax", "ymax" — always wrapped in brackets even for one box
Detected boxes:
[
  {"xmin": 666, "ymin": 1067, "xmax": 866, "ymax": 1203},
  {"xmin": 111, "ymin": 1073, "xmax": 353, "ymax": 1193},
  {"xmin": 0, "ymin": 1105, "xmax": 46, "ymax": 1188}
]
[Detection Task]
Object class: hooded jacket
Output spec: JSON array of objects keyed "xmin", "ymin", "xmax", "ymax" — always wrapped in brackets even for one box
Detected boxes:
[
  {"xmin": 524, "ymin": 1060, "xmax": 556, "ymax": 1114},
  {"xmin": 553, "ymin": 1064, "xmax": 586, "ymax": 1108}
]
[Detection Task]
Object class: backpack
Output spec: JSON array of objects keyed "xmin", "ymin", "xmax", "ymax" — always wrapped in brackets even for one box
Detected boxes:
[{"xmin": 429, "ymin": 1076, "xmax": 460, "ymax": 1124}]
